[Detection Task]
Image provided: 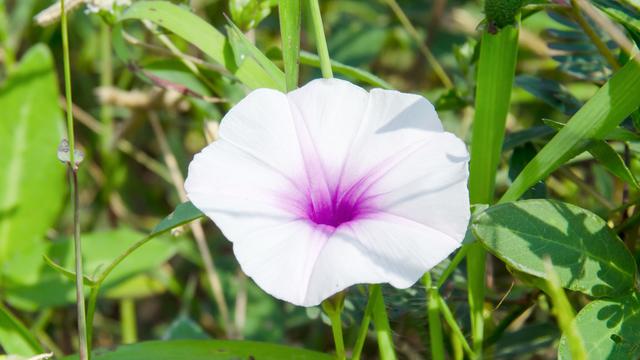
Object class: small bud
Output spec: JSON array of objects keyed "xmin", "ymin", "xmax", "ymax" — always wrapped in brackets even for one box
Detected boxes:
[
  {"xmin": 57, "ymin": 139, "xmax": 85, "ymax": 166},
  {"xmin": 484, "ymin": 0, "xmax": 522, "ymax": 30}
]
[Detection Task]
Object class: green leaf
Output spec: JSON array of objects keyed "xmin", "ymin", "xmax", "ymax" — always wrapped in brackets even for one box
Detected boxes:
[
  {"xmin": 542, "ymin": 119, "xmax": 640, "ymax": 190},
  {"xmin": 224, "ymin": 19, "xmax": 286, "ymax": 91},
  {"xmin": 0, "ymin": 45, "xmax": 65, "ymax": 266},
  {"xmin": 298, "ymin": 50, "xmax": 393, "ymax": 89},
  {"xmin": 151, "ymin": 201, "xmax": 204, "ymax": 236},
  {"xmin": 61, "ymin": 339, "xmax": 332, "ymax": 360},
  {"xmin": 229, "ymin": 0, "xmax": 274, "ymax": 31},
  {"xmin": 0, "ymin": 303, "xmax": 42, "ymax": 356},
  {"xmin": 119, "ymin": 1, "xmax": 284, "ymax": 91},
  {"xmin": 473, "ymin": 199, "xmax": 637, "ymax": 297},
  {"xmin": 3, "ymin": 227, "xmax": 180, "ymax": 310},
  {"xmin": 278, "ymin": 0, "xmax": 301, "ymax": 91},
  {"xmin": 515, "ymin": 75, "xmax": 582, "ymax": 115},
  {"xmin": 162, "ymin": 315, "xmax": 210, "ymax": 340},
  {"xmin": 501, "ymin": 57, "xmax": 640, "ymax": 202},
  {"xmin": 558, "ymin": 293, "xmax": 640, "ymax": 359}
]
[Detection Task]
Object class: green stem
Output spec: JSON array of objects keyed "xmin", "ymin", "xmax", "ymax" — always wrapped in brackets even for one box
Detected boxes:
[
  {"xmin": 383, "ymin": 0, "xmax": 453, "ymax": 89},
  {"xmin": 86, "ymin": 286, "xmax": 99, "ymax": 359},
  {"xmin": 424, "ymin": 274, "xmax": 445, "ymax": 360},
  {"xmin": 352, "ymin": 287, "xmax": 375, "ymax": 360},
  {"xmin": 369, "ymin": 285, "xmax": 397, "ymax": 360},
  {"xmin": 436, "ymin": 295, "xmax": 475, "ymax": 359},
  {"xmin": 307, "ymin": 0, "xmax": 332, "ymax": 79},
  {"xmin": 61, "ymin": 0, "xmax": 75, "ymax": 166},
  {"xmin": 120, "ymin": 299, "xmax": 138, "ymax": 344},
  {"xmin": 278, "ymin": 0, "xmax": 301, "ymax": 91},
  {"xmin": 99, "ymin": 22, "xmax": 113, "ymax": 155},
  {"xmin": 70, "ymin": 167, "xmax": 88, "ymax": 360},
  {"xmin": 437, "ymin": 245, "xmax": 470, "ymax": 289},
  {"xmin": 569, "ymin": 0, "xmax": 620, "ymax": 71},
  {"xmin": 327, "ymin": 307, "xmax": 345, "ymax": 360}
]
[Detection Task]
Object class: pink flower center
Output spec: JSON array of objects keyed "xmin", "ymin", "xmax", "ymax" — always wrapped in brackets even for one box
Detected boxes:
[{"xmin": 302, "ymin": 179, "xmax": 376, "ymax": 229}]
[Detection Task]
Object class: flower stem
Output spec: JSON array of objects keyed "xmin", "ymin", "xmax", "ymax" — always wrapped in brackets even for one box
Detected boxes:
[
  {"xmin": 352, "ymin": 287, "xmax": 375, "ymax": 360},
  {"xmin": 424, "ymin": 274, "xmax": 445, "ymax": 360},
  {"xmin": 327, "ymin": 308, "xmax": 345, "ymax": 360},
  {"xmin": 369, "ymin": 285, "xmax": 397, "ymax": 360},
  {"xmin": 322, "ymin": 294, "xmax": 346, "ymax": 360},
  {"xmin": 70, "ymin": 166, "xmax": 88, "ymax": 360},
  {"xmin": 61, "ymin": 0, "xmax": 75, "ymax": 166},
  {"xmin": 61, "ymin": 0, "xmax": 87, "ymax": 358},
  {"xmin": 307, "ymin": 0, "xmax": 332, "ymax": 79},
  {"xmin": 436, "ymin": 294, "xmax": 475, "ymax": 359}
]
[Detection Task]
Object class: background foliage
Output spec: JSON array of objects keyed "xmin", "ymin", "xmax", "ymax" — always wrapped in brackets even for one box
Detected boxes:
[{"xmin": 1, "ymin": 0, "xmax": 640, "ymax": 359}]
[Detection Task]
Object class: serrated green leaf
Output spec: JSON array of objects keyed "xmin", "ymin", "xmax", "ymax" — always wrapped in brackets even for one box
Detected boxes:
[
  {"xmin": 558, "ymin": 293, "xmax": 640, "ymax": 359},
  {"xmin": 473, "ymin": 199, "xmax": 637, "ymax": 297}
]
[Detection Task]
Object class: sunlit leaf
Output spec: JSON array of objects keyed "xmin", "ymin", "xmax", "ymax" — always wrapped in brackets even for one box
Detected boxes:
[{"xmin": 473, "ymin": 199, "xmax": 637, "ymax": 297}]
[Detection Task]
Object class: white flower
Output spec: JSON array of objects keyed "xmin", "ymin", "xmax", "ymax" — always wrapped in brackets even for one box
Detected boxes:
[
  {"xmin": 185, "ymin": 79, "xmax": 470, "ymax": 307},
  {"xmin": 85, "ymin": 0, "xmax": 130, "ymax": 14}
]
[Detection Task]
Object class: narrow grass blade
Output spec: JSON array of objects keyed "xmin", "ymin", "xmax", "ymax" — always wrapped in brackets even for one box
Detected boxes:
[{"xmin": 501, "ymin": 57, "xmax": 640, "ymax": 202}]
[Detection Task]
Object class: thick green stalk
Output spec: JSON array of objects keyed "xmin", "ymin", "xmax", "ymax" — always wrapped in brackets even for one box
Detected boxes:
[
  {"xmin": 278, "ymin": 0, "xmax": 301, "ymax": 91},
  {"xmin": 307, "ymin": 0, "xmax": 332, "ymax": 79},
  {"xmin": 424, "ymin": 274, "xmax": 445, "ymax": 360},
  {"xmin": 467, "ymin": 22, "xmax": 520, "ymax": 358},
  {"xmin": 370, "ymin": 285, "xmax": 397, "ymax": 360}
]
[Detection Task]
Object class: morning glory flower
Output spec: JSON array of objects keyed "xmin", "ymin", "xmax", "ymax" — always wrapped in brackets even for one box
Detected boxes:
[{"xmin": 185, "ymin": 79, "xmax": 470, "ymax": 307}]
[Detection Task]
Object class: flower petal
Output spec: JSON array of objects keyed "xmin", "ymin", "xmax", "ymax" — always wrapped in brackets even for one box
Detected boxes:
[
  {"xmin": 185, "ymin": 140, "xmax": 301, "ymax": 241},
  {"xmin": 303, "ymin": 214, "xmax": 461, "ymax": 305}
]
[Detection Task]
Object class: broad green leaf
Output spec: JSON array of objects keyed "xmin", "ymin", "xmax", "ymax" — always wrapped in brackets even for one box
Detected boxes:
[
  {"xmin": 473, "ymin": 199, "xmax": 637, "ymax": 297},
  {"xmin": 0, "ymin": 303, "xmax": 42, "ymax": 356},
  {"xmin": 152, "ymin": 201, "xmax": 204, "ymax": 236},
  {"xmin": 0, "ymin": 45, "xmax": 65, "ymax": 266},
  {"xmin": 3, "ymin": 228, "xmax": 180, "ymax": 310},
  {"xmin": 501, "ymin": 57, "xmax": 640, "ymax": 202},
  {"xmin": 558, "ymin": 293, "xmax": 640, "ymax": 359},
  {"xmin": 61, "ymin": 339, "xmax": 332, "ymax": 360},
  {"xmin": 120, "ymin": 1, "xmax": 284, "ymax": 90},
  {"xmin": 278, "ymin": 0, "xmax": 301, "ymax": 91}
]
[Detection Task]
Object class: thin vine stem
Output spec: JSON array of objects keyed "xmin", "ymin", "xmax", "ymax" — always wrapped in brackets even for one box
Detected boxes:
[
  {"xmin": 307, "ymin": 0, "xmax": 333, "ymax": 79},
  {"xmin": 370, "ymin": 285, "xmax": 397, "ymax": 360},
  {"xmin": 61, "ymin": 0, "xmax": 87, "ymax": 358}
]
